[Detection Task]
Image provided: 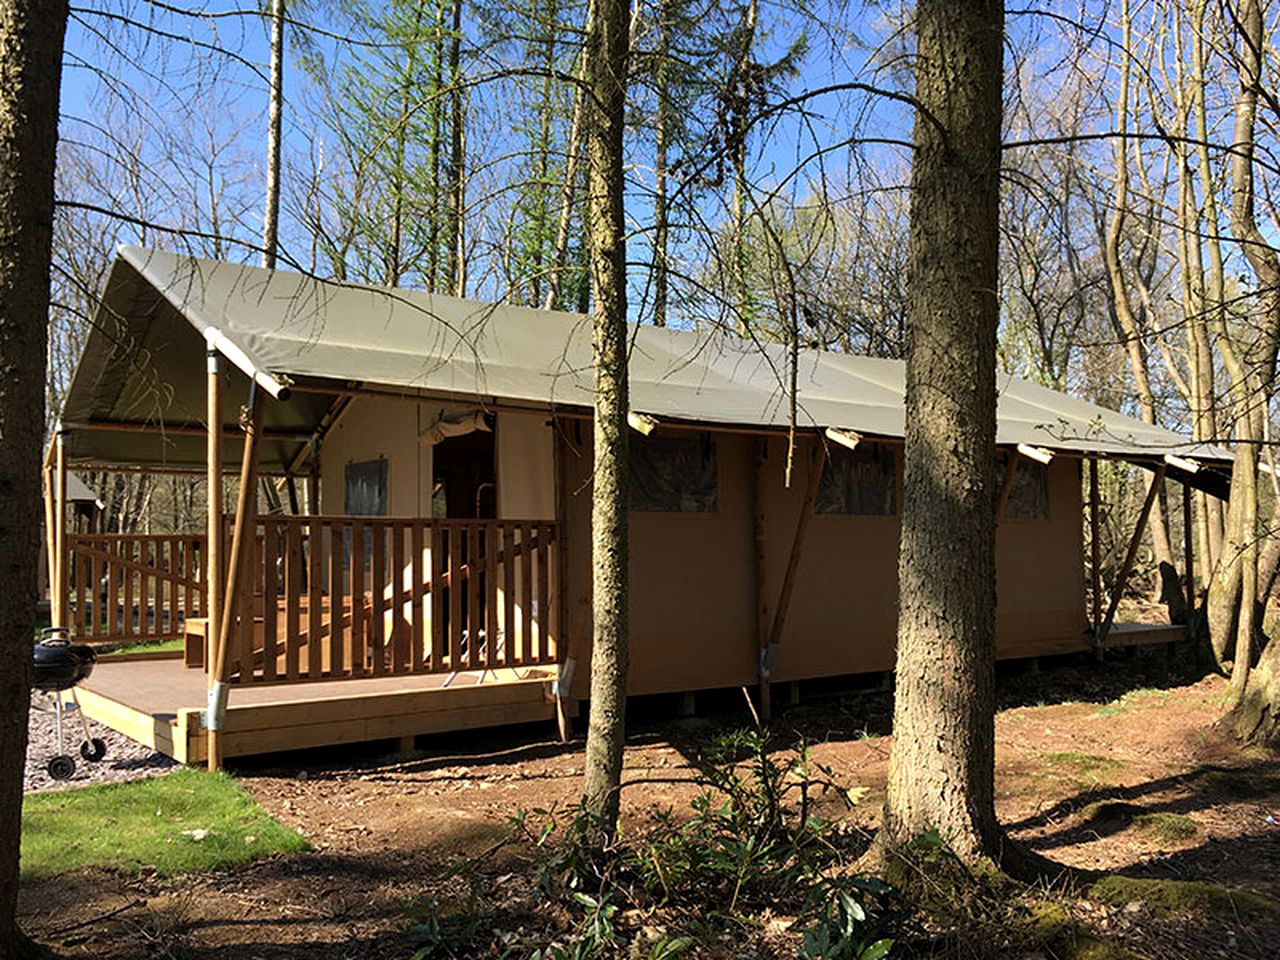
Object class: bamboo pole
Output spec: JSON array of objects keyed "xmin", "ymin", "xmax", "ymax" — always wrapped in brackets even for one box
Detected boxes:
[
  {"xmin": 751, "ymin": 436, "xmax": 772, "ymax": 721},
  {"xmin": 209, "ymin": 387, "xmax": 266, "ymax": 770},
  {"xmin": 43, "ymin": 464, "xmax": 57, "ymax": 623},
  {"xmin": 1183, "ymin": 479, "xmax": 1195, "ymax": 616},
  {"xmin": 1090, "ymin": 457, "xmax": 1102, "ymax": 632},
  {"xmin": 206, "ymin": 353, "xmax": 225, "ymax": 767},
  {"xmin": 553, "ymin": 421, "xmax": 575, "ymax": 741},
  {"xmin": 54, "ymin": 427, "xmax": 68, "ymax": 630},
  {"xmin": 1096, "ymin": 463, "xmax": 1167, "ymax": 649},
  {"xmin": 764, "ymin": 438, "xmax": 826, "ymax": 677},
  {"xmin": 994, "ymin": 449, "xmax": 1017, "ymax": 521}
]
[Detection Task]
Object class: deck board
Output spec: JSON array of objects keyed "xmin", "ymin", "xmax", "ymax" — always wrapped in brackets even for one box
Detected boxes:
[{"xmin": 75, "ymin": 659, "xmax": 559, "ymax": 762}]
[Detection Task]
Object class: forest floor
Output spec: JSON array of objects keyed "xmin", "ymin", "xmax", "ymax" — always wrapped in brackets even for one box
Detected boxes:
[{"xmin": 17, "ymin": 647, "xmax": 1280, "ymax": 959}]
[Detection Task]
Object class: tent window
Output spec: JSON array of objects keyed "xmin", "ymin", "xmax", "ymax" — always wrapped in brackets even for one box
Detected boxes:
[
  {"xmin": 818, "ymin": 441, "xmax": 898, "ymax": 516},
  {"xmin": 629, "ymin": 432, "xmax": 718, "ymax": 513},
  {"xmin": 1001, "ymin": 455, "xmax": 1049, "ymax": 520},
  {"xmin": 344, "ymin": 458, "xmax": 388, "ymax": 516}
]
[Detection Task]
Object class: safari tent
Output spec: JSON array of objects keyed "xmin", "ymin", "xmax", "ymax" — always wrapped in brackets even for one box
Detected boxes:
[{"xmin": 45, "ymin": 246, "xmax": 1234, "ymax": 764}]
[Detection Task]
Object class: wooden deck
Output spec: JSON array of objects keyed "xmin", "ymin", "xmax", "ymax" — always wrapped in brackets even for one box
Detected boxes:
[{"xmin": 72, "ymin": 656, "xmax": 561, "ymax": 763}]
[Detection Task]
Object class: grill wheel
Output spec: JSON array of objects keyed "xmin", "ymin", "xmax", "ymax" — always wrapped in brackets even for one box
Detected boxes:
[{"xmin": 46, "ymin": 755, "xmax": 75, "ymax": 781}]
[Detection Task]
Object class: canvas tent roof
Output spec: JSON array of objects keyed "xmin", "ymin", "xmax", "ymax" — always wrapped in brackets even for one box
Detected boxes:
[{"xmin": 60, "ymin": 246, "xmax": 1233, "ymax": 485}]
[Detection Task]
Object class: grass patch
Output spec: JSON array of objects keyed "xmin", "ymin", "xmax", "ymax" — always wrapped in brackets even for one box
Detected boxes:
[
  {"xmin": 1185, "ymin": 764, "xmax": 1280, "ymax": 797},
  {"xmin": 1091, "ymin": 688, "xmax": 1172, "ymax": 718},
  {"xmin": 1131, "ymin": 812, "xmax": 1198, "ymax": 843},
  {"xmin": 1076, "ymin": 804, "xmax": 1199, "ymax": 843},
  {"xmin": 1088, "ymin": 876, "xmax": 1275, "ymax": 919},
  {"xmin": 21, "ymin": 768, "xmax": 307, "ymax": 883},
  {"xmin": 1045, "ymin": 752, "xmax": 1126, "ymax": 780},
  {"xmin": 100, "ymin": 637, "xmax": 185, "ymax": 656}
]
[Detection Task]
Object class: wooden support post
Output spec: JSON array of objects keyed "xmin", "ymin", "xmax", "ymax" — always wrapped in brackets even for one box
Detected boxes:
[
  {"xmin": 54, "ymin": 427, "xmax": 68, "ymax": 630},
  {"xmin": 205, "ymin": 352, "xmax": 224, "ymax": 769},
  {"xmin": 679, "ymin": 691, "xmax": 696, "ymax": 717},
  {"xmin": 764, "ymin": 438, "xmax": 827, "ymax": 688},
  {"xmin": 751, "ymin": 436, "xmax": 772, "ymax": 721},
  {"xmin": 1096, "ymin": 463, "xmax": 1166, "ymax": 650},
  {"xmin": 1090, "ymin": 457, "xmax": 1102, "ymax": 633},
  {"xmin": 995, "ymin": 449, "xmax": 1017, "ymax": 521},
  {"xmin": 1182, "ymin": 479, "xmax": 1195, "ymax": 617}
]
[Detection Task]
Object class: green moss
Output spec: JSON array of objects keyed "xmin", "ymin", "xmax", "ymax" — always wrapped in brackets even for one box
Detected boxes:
[
  {"xmin": 1076, "ymin": 804, "xmax": 1198, "ymax": 844},
  {"xmin": 1091, "ymin": 689, "xmax": 1171, "ymax": 718},
  {"xmin": 1130, "ymin": 812, "xmax": 1198, "ymax": 843},
  {"xmin": 1088, "ymin": 875, "xmax": 1275, "ymax": 919},
  {"xmin": 1019, "ymin": 901, "xmax": 1140, "ymax": 960},
  {"xmin": 21, "ymin": 768, "xmax": 308, "ymax": 883},
  {"xmin": 1045, "ymin": 752, "xmax": 1126, "ymax": 779},
  {"xmin": 1185, "ymin": 764, "xmax": 1280, "ymax": 797},
  {"xmin": 1079, "ymin": 800, "xmax": 1140, "ymax": 822},
  {"xmin": 1051, "ymin": 929, "xmax": 1144, "ymax": 960}
]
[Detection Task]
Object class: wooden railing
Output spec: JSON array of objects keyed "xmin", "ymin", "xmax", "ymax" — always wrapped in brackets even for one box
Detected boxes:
[
  {"xmin": 223, "ymin": 517, "xmax": 559, "ymax": 684},
  {"xmin": 67, "ymin": 534, "xmax": 207, "ymax": 643}
]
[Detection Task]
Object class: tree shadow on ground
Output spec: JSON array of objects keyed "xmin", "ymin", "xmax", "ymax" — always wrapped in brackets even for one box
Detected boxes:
[{"xmin": 1008, "ymin": 758, "xmax": 1280, "ymax": 848}]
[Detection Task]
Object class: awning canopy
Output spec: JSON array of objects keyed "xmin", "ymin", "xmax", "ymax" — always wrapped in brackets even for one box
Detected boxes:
[{"xmin": 60, "ymin": 246, "xmax": 1234, "ymax": 484}]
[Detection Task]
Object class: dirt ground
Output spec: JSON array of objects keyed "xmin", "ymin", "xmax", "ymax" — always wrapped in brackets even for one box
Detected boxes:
[{"xmin": 18, "ymin": 650, "xmax": 1280, "ymax": 959}]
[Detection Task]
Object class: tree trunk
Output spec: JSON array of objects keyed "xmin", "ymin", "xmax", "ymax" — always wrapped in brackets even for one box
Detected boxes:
[
  {"xmin": 579, "ymin": 0, "xmax": 631, "ymax": 837},
  {"xmin": 1224, "ymin": 0, "xmax": 1280, "ymax": 737},
  {"xmin": 1103, "ymin": 0, "xmax": 1174, "ymax": 576},
  {"xmin": 879, "ymin": 0, "xmax": 1007, "ymax": 866},
  {"xmin": 445, "ymin": 0, "xmax": 465, "ymax": 296},
  {"xmin": 261, "ymin": 0, "xmax": 285, "ymax": 270},
  {"xmin": 542, "ymin": 1, "xmax": 591, "ymax": 313},
  {"xmin": 651, "ymin": 0, "xmax": 670, "ymax": 328},
  {"xmin": 0, "ymin": 1, "xmax": 68, "ymax": 954}
]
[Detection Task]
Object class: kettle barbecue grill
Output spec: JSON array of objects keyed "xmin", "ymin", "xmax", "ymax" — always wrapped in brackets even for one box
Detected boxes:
[{"xmin": 32, "ymin": 629, "xmax": 106, "ymax": 780}]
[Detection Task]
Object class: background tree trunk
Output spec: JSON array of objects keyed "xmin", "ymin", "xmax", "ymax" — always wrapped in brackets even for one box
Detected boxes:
[
  {"xmin": 261, "ymin": 0, "xmax": 285, "ymax": 270},
  {"xmin": 880, "ymin": 0, "xmax": 1006, "ymax": 866},
  {"xmin": 0, "ymin": 0, "xmax": 68, "ymax": 954},
  {"xmin": 579, "ymin": 0, "xmax": 631, "ymax": 836}
]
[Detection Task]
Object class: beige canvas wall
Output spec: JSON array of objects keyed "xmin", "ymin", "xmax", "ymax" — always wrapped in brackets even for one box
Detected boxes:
[
  {"xmin": 496, "ymin": 411, "xmax": 555, "ymax": 521},
  {"xmin": 562, "ymin": 428, "xmax": 1088, "ymax": 699},
  {"xmin": 319, "ymin": 396, "xmax": 433, "ymax": 516}
]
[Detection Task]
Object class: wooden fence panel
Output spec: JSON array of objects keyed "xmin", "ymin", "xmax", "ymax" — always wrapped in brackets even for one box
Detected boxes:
[
  {"xmin": 215, "ymin": 517, "xmax": 559, "ymax": 686},
  {"xmin": 66, "ymin": 534, "xmax": 206, "ymax": 644}
]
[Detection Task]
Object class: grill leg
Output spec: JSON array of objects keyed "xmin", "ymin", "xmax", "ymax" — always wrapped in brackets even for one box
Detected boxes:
[
  {"xmin": 53, "ymin": 694, "xmax": 65, "ymax": 756},
  {"xmin": 71, "ymin": 689, "xmax": 93, "ymax": 742}
]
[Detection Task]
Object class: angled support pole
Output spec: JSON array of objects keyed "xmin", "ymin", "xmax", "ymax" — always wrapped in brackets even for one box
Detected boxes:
[
  {"xmin": 209, "ymin": 385, "xmax": 267, "ymax": 771},
  {"xmin": 1090, "ymin": 457, "xmax": 1102, "ymax": 633},
  {"xmin": 751, "ymin": 436, "xmax": 771, "ymax": 721},
  {"xmin": 760, "ymin": 437, "xmax": 827, "ymax": 715},
  {"xmin": 54, "ymin": 425, "xmax": 68, "ymax": 630},
  {"xmin": 994, "ymin": 449, "xmax": 1017, "ymax": 521},
  {"xmin": 1183, "ymin": 479, "xmax": 1195, "ymax": 617},
  {"xmin": 1095, "ymin": 462, "xmax": 1166, "ymax": 651}
]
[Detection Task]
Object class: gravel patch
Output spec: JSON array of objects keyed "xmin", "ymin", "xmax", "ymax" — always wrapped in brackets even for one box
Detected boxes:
[{"xmin": 25, "ymin": 693, "xmax": 175, "ymax": 794}]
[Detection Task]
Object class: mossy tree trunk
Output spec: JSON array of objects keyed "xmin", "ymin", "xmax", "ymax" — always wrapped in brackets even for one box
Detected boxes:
[
  {"xmin": 0, "ymin": 1, "xmax": 68, "ymax": 955},
  {"xmin": 1223, "ymin": 0, "xmax": 1280, "ymax": 739},
  {"xmin": 579, "ymin": 0, "xmax": 631, "ymax": 837},
  {"xmin": 879, "ymin": 0, "xmax": 1007, "ymax": 865}
]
